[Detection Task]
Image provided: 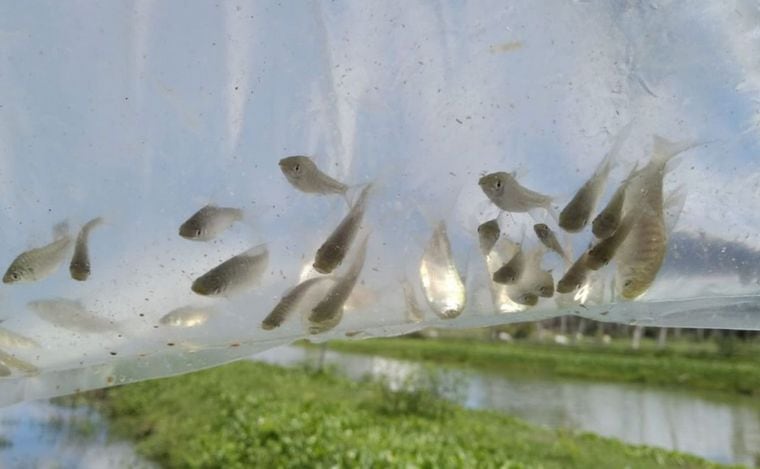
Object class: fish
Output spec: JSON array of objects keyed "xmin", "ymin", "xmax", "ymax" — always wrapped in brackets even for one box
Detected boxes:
[
  {"xmin": 262, "ymin": 277, "xmax": 331, "ymax": 330},
  {"xmin": 159, "ymin": 306, "xmax": 216, "ymax": 328},
  {"xmin": 556, "ymin": 252, "xmax": 591, "ymax": 294},
  {"xmin": 586, "ymin": 208, "xmax": 641, "ymax": 270},
  {"xmin": 477, "ymin": 218, "xmax": 500, "ymax": 255},
  {"xmin": 616, "ymin": 135, "xmax": 701, "ymax": 299},
  {"xmin": 419, "ymin": 221, "xmax": 466, "ymax": 319},
  {"xmin": 401, "ymin": 278, "xmax": 425, "ymax": 323},
  {"xmin": 69, "ymin": 217, "xmax": 104, "ymax": 281},
  {"xmin": 0, "ymin": 349, "xmax": 38, "ymax": 375},
  {"xmin": 512, "ymin": 247, "xmax": 553, "ymax": 300},
  {"xmin": 308, "ymin": 235, "xmax": 369, "ymax": 334},
  {"xmin": 484, "ymin": 237, "xmax": 528, "ymax": 314},
  {"xmin": 279, "ymin": 155, "xmax": 348, "ymax": 195},
  {"xmin": 492, "ymin": 247, "xmax": 525, "ymax": 285},
  {"xmin": 179, "ymin": 205, "xmax": 244, "ymax": 241},
  {"xmin": 0, "ymin": 326, "xmax": 39, "ymax": 349},
  {"xmin": 533, "ymin": 223, "xmax": 569, "ymax": 262},
  {"xmin": 478, "ymin": 172, "xmax": 554, "ymax": 215},
  {"xmin": 27, "ymin": 298, "xmax": 118, "ymax": 333},
  {"xmin": 592, "ymin": 162, "xmax": 640, "ymax": 239},
  {"xmin": 3, "ymin": 225, "xmax": 72, "ymax": 284},
  {"xmin": 559, "ymin": 123, "xmax": 632, "ymax": 232},
  {"xmin": 513, "ymin": 292, "xmax": 539, "ymax": 306},
  {"xmin": 313, "ymin": 184, "xmax": 372, "ymax": 274},
  {"xmin": 191, "ymin": 244, "xmax": 269, "ymax": 297}
]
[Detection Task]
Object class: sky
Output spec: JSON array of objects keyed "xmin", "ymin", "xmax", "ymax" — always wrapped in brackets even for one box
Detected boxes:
[{"xmin": 0, "ymin": 0, "xmax": 758, "ymax": 403}]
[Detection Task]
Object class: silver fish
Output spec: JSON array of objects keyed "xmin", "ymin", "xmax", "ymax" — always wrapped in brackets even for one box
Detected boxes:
[
  {"xmin": 0, "ymin": 326, "xmax": 39, "ymax": 349},
  {"xmin": 3, "ymin": 226, "xmax": 72, "ymax": 284},
  {"xmin": 493, "ymin": 247, "xmax": 525, "ymax": 285},
  {"xmin": 478, "ymin": 172, "xmax": 554, "ymax": 215},
  {"xmin": 557, "ymin": 252, "xmax": 591, "ymax": 294},
  {"xmin": 616, "ymin": 136, "xmax": 701, "ymax": 299},
  {"xmin": 559, "ymin": 123, "xmax": 632, "ymax": 232},
  {"xmin": 308, "ymin": 235, "xmax": 369, "ymax": 334},
  {"xmin": 477, "ymin": 218, "xmax": 500, "ymax": 255},
  {"xmin": 592, "ymin": 162, "xmax": 640, "ymax": 239},
  {"xmin": 262, "ymin": 277, "xmax": 331, "ymax": 330},
  {"xmin": 419, "ymin": 222, "xmax": 466, "ymax": 319},
  {"xmin": 401, "ymin": 278, "xmax": 425, "ymax": 323},
  {"xmin": 191, "ymin": 244, "xmax": 269, "ymax": 297},
  {"xmin": 28, "ymin": 298, "xmax": 118, "ymax": 333},
  {"xmin": 70, "ymin": 217, "xmax": 104, "ymax": 281},
  {"xmin": 0, "ymin": 349, "xmax": 38, "ymax": 375},
  {"xmin": 159, "ymin": 306, "xmax": 216, "ymax": 328},
  {"xmin": 179, "ymin": 205, "xmax": 244, "ymax": 241},
  {"xmin": 279, "ymin": 155, "xmax": 348, "ymax": 195},
  {"xmin": 533, "ymin": 223, "xmax": 569, "ymax": 262},
  {"xmin": 313, "ymin": 184, "xmax": 372, "ymax": 274}
]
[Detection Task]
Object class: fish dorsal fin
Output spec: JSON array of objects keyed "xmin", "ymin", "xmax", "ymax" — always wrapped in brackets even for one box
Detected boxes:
[{"xmin": 240, "ymin": 243, "xmax": 268, "ymax": 258}]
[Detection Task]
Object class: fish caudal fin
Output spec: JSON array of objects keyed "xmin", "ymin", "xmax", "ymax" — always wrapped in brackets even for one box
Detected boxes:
[{"xmin": 652, "ymin": 135, "xmax": 708, "ymax": 166}]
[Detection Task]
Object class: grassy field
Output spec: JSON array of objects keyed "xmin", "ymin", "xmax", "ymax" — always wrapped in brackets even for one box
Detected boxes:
[
  {"xmin": 83, "ymin": 361, "xmax": 729, "ymax": 468},
  {"xmin": 326, "ymin": 336, "xmax": 760, "ymax": 396}
]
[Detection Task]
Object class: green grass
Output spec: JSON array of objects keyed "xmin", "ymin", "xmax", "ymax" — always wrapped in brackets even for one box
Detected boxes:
[
  {"xmin": 326, "ymin": 337, "xmax": 760, "ymax": 396},
  {"xmin": 88, "ymin": 361, "xmax": 728, "ymax": 468}
]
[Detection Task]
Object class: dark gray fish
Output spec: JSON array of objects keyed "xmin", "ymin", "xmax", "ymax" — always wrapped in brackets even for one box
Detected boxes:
[
  {"xmin": 556, "ymin": 253, "xmax": 591, "ymax": 294},
  {"xmin": 586, "ymin": 209, "xmax": 641, "ymax": 270},
  {"xmin": 592, "ymin": 162, "xmax": 639, "ymax": 239},
  {"xmin": 313, "ymin": 184, "xmax": 372, "ymax": 274},
  {"xmin": 308, "ymin": 235, "xmax": 369, "ymax": 334},
  {"xmin": 262, "ymin": 277, "xmax": 331, "ymax": 330},
  {"xmin": 191, "ymin": 244, "xmax": 269, "ymax": 297},
  {"xmin": 477, "ymin": 218, "xmax": 500, "ymax": 256},
  {"xmin": 492, "ymin": 248, "xmax": 525, "ymax": 285},
  {"xmin": 559, "ymin": 122, "xmax": 632, "ymax": 232},
  {"xmin": 279, "ymin": 155, "xmax": 348, "ymax": 195},
  {"xmin": 70, "ymin": 217, "xmax": 104, "ymax": 281}
]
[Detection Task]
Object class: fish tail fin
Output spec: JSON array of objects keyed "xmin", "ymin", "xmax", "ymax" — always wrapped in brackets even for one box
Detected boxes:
[
  {"xmin": 603, "ymin": 120, "xmax": 635, "ymax": 174},
  {"xmin": 652, "ymin": 135, "xmax": 711, "ymax": 167},
  {"xmin": 82, "ymin": 217, "xmax": 104, "ymax": 235},
  {"xmin": 664, "ymin": 184, "xmax": 688, "ymax": 234},
  {"xmin": 52, "ymin": 221, "xmax": 70, "ymax": 239}
]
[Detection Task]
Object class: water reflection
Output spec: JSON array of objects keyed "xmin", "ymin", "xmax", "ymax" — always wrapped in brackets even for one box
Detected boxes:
[
  {"xmin": 0, "ymin": 400, "xmax": 155, "ymax": 469},
  {"xmin": 254, "ymin": 345, "xmax": 760, "ymax": 467}
]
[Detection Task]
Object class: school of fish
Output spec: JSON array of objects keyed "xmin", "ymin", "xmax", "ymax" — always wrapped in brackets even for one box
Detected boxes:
[{"xmin": 0, "ymin": 132, "xmax": 700, "ymax": 376}]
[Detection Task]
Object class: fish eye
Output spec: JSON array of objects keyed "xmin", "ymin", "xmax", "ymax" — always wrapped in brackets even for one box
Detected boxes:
[
  {"xmin": 11, "ymin": 273, "xmax": 18, "ymax": 280},
  {"xmin": 294, "ymin": 164, "xmax": 301, "ymax": 173},
  {"xmin": 195, "ymin": 229, "xmax": 202, "ymax": 237},
  {"xmin": 624, "ymin": 279, "xmax": 633, "ymax": 287},
  {"xmin": 495, "ymin": 179, "xmax": 502, "ymax": 189}
]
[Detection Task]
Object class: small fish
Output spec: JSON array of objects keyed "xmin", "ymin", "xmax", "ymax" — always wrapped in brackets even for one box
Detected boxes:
[
  {"xmin": 69, "ymin": 217, "xmax": 104, "ymax": 281},
  {"xmin": 159, "ymin": 306, "xmax": 216, "ymax": 328},
  {"xmin": 477, "ymin": 219, "xmax": 500, "ymax": 255},
  {"xmin": 0, "ymin": 327, "xmax": 39, "ymax": 349},
  {"xmin": 492, "ymin": 247, "xmax": 525, "ymax": 285},
  {"xmin": 586, "ymin": 209, "xmax": 641, "ymax": 270},
  {"xmin": 513, "ymin": 292, "xmax": 539, "ymax": 306},
  {"xmin": 592, "ymin": 162, "xmax": 640, "ymax": 239},
  {"xmin": 179, "ymin": 205, "xmax": 244, "ymax": 241},
  {"xmin": 419, "ymin": 222, "xmax": 466, "ymax": 319},
  {"xmin": 556, "ymin": 253, "xmax": 591, "ymax": 294},
  {"xmin": 313, "ymin": 184, "xmax": 372, "ymax": 274},
  {"xmin": 3, "ymin": 225, "xmax": 72, "ymax": 284},
  {"xmin": 308, "ymin": 235, "xmax": 369, "ymax": 334},
  {"xmin": 28, "ymin": 298, "xmax": 117, "ymax": 333},
  {"xmin": 262, "ymin": 277, "xmax": 331, "ymax": 330},
  {"xmin": 191, "ymin": 244, "xmax": 269, "ymax": 297},
  {"xmin": 616, "ymin": 135, "xmax": 702, "ymax": 299},
  {"xmin": 559, "ymin": 123, "xmax": 632, "ymax": 232},
  {"xmin": 533, "ymin": 224, "xmax": 569, "ymax": 261},
  {"xmin": 0, "ymin": 349, "xmax": 37, "ymax": 375},
  {"xmin": 512, "ymin": 247, "xmax": 553, "ymax": 300},
  {"xmin": 478, "ymin": 172, "xmax": 554, "ymax": 214},
  {"xmin": 279, "ymin": 155, "xmax": 348, "ymax": 195},
  {"xmin": 401, "ymin": 278, "xmax": 425, "ymax": 323}
]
